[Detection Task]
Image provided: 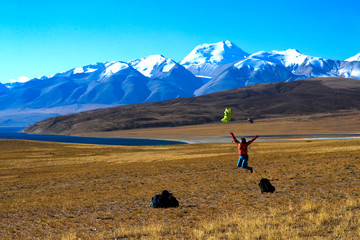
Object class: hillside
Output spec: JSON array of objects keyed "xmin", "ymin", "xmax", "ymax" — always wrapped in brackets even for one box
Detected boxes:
[{"xmin": 23, "ymin": 77, "xmax": 360, "ymax": 136}]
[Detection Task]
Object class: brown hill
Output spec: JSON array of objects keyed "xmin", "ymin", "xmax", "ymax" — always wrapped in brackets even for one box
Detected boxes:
[{"xmin": 23, "ymin": 77, "xmax": 360, "ymax": 135}]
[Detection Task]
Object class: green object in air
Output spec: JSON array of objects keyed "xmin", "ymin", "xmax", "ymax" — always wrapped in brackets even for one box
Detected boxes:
[{"xmin": 221, "ymin": 108, "xmax": 233, "ymax": 123}]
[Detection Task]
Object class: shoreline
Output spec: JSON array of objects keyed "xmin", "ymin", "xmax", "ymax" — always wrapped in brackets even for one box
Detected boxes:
[
  {"xmin": 2, "ymin": 132, "xmax": 360, "ymax": 146},
  {"xmin": 170, "ymin": 133, "xmax": 360, "ymax": 144}
]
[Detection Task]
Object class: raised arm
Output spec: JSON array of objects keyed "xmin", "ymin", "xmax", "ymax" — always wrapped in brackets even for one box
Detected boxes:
[
  {"xmin": 230, "ymin": 132, "xmax": 239, "ymax": 143},
  {"xmin": 248, "ymin": 135, "xmax": 259, "ymax": 144}
]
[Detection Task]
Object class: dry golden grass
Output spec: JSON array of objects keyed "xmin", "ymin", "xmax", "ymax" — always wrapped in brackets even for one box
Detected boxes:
[{"xmin": 0, "ymin": 138, "xmax": 359, "ymax": 239}]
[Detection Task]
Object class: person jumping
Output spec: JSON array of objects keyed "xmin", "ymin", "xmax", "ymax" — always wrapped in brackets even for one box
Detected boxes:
[{"xmin": 230, "ymin": 132, "xmax": 259, "ymax": 174}]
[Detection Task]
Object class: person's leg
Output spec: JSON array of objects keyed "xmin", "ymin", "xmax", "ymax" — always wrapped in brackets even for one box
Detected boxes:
[
  {"xmin": 237, "ymin": 155, "xmax": 243, "ymax": 167},
  {"xmin": 241, "ymin": 155, "xmax": 253, "ymax": 173}
]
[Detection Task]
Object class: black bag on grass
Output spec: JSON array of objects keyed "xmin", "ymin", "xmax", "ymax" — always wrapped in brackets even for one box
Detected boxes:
[
  {"xmin": 259, "ymin": 178, "xmax": 275, "ymax": 193},
  {"xmin": 152, "ymin": 190, "xmax": 179, "ymax": 208}
]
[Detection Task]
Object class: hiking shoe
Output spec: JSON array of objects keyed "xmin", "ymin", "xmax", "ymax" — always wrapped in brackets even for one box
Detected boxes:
[{"xmin": 250, "ymin": 168, "xmax": 253, "ymax": 174}]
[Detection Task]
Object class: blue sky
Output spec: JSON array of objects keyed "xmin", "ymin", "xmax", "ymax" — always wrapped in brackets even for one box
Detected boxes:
[{"xmin": 1, "ymin": 0, "xmax": 359, "ymax": 83}]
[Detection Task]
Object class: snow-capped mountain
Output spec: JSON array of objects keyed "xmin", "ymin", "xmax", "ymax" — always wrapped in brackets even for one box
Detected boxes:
[
  {"xmin": 128, "ymin": 54, "xmax": 202, "ymax": 100},
  {"xmin": 5, "ymin": 82, "xmax": 28, "ymax": 89},
  {"xmin": 250, "ymin": 49, "xmax": 307, "ymax": 67},
  {"xmin": 338, "ymin": 61, "xmax": 360, "ymax": 79},
  {"xmin": 4, "ymin": 76, "xmax": 32, "ymax": 89},
  {"xmin": 128, "ymin": 55, "xmax": 177, "ymax": 78},
  {"xmin": 1, "ymin": 40, "xmax": 360, "ymax": 126},
  {"xmin": 0, "ymin": 56, "xmax": 204, "ymax": 126},
  {"xmin": 195, "ymin": 57, "xmax": 296, "ymax": 95},
  {"xmin": 249, "ymin": 49, "xmax": 342, "ymax": 78},
  {"xmin": 346, "ymin": 53, "xmax": 360, "ymax": 62},
  {"xmin": 181, "ymin": 40, "xmax": 249, "ymax": 65},
  {"xmin": 193, "ymin": 48, "xmax": 343, "ymax": 95},
  {"xmin": 0, "ymin": 58, "xmax": 202, "ymax": 110},
  {"xmin": 180, "ymin": 40, "xmax": 249, "ymax": 79}
]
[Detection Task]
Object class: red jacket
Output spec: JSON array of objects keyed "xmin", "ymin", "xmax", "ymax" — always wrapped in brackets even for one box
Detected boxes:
[{"xmin": 230, "ymin": 133, "xmax": 259, "ymax": 156}]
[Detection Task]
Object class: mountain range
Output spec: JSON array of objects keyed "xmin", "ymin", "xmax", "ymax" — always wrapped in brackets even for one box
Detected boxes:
[
  {"xmin": 1, "ymin": 40, "xmax": 360, "ymax": 126},
  {"xmin": 23, "ymin": 77, "xmax": 360, "ymax": 135}
]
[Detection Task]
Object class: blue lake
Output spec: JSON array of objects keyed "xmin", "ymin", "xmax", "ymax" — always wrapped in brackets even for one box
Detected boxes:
[{"xmin": 0, "ymin": 127, "xmax": 186, "ymax": 146}]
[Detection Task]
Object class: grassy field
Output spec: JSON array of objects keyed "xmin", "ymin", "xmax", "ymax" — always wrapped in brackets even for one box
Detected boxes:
[{"xmin": 0, "ymin": 138, "xmax": 360, "ymax": 239}]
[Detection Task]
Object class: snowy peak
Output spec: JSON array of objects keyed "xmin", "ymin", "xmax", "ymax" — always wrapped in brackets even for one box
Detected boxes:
[
  {"xmin": 250, "ymin": 49, "xmax": 308, "ymax": 67},
  {"xmin": 346, "ymin": 53, "xmax": 360, "ymax": 62},
  {"xmin": 72, "ymin": 63, "xmax": 103, "ymax": 75},
  {"xmin": 234, "ymin": 57, "xmax": 276, "ymax": 71},
  {"xmin": 103, "ymin": 61, "xmax": 129, "ymax": 76},
  {"xmin": 128, "ymin": 55, "xmax": 176, "ymax": 77},
  {"xmin": 64, "ymin": 61, "xmax": 129, "ymax": 77},
  {"xmin": 279, "ymin": 49, "xmax": 302, "ymax": 55},
  {"xmin": 180, "ymin": 40, "xmax": 249, "ymax": 66},
  {"xmin": 4, "ymin": 76, "xmax": 31, "ymax": 89}
]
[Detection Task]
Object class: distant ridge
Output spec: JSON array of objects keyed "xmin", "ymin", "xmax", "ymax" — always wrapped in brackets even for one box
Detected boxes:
[
  {"xmin": 23, "ymin": 78, "xmax": 360, "ymax": 135},
  {"xmin": 2, "ymin": 40, "xmax": 360, "ymax": 127}
]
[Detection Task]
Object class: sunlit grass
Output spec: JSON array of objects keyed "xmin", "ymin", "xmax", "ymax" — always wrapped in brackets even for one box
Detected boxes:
[{"xmin": 0, "ymin": 138, "xmax": 359, "ymax": 239}]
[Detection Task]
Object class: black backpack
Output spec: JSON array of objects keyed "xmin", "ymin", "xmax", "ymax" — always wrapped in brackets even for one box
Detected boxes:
[
  {"xmin": 152, "ymin": 190, "xmax": 179, "ymax": 208},
  {"xmin": 259, "ymin": 178, "xmax": 275, "ymax": 193}
]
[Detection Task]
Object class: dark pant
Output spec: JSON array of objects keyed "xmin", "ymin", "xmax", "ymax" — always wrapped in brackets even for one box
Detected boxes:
[{"xmin": 237, "ymin": 155, "xmax": 252, "ymax": 171}]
